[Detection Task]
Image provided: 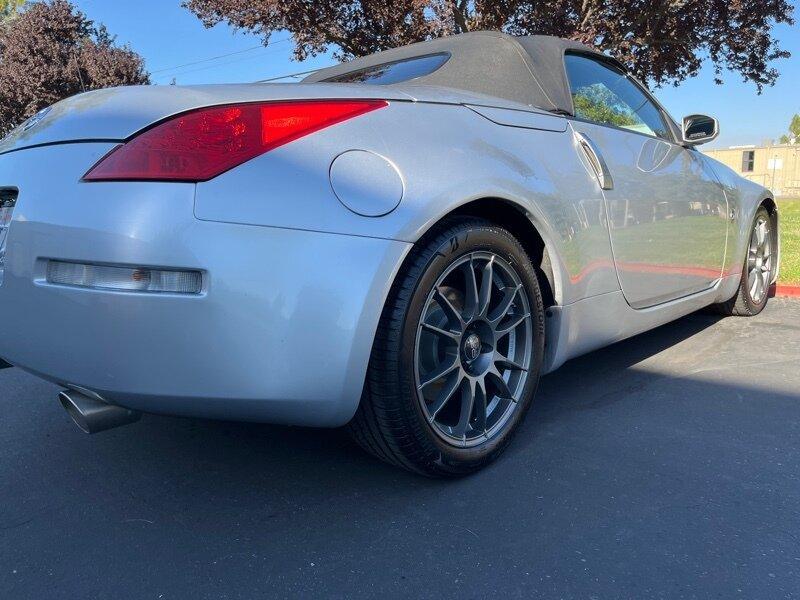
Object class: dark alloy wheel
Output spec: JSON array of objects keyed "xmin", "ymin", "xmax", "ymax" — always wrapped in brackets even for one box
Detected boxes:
[
  {"xmin": 414, "ymin": 251, "xmax": 533, "ymax": 447},
  {"xmin": 712, "ymin": 205, "xmax": 777, "ymax": 317},
  {"xmin": 347, "ymin": 217, "xmax": 545, "ymax": 477},
  {"xmin": 744, "ymin": 211, "xmax": 775, "ymax": 305}
]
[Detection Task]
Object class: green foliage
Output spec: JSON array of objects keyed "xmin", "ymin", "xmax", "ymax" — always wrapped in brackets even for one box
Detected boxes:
[
  {"xmin": 572, "ymin": 85, "xmax": 639, "ymax": 129},
  {"xmin": 790, "ymin": 114, "xmax": 800, "ymax": 139},
  {"xmin": 777, "ymin": 114, "xmax": 800, "ymax": 145},
  {"xmin": 184, "ymin": 0, "xmax": 795, "ymax": 91},
  {"xmin": 0, "ymin": 0, "xmax": 24, "ymax": 20},
  {"xmin": 779, "ymin": 199, "xmax": 800, "ymax": 284},
  {"xmin": 0, "ymin": 0, "xmax": 149, "ymax": 136}
]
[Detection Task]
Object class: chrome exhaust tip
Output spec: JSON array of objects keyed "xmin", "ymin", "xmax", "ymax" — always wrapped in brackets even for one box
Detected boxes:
[{"xmin": 58, "ymin": 389, "xmax": 141, "ymax": 434}]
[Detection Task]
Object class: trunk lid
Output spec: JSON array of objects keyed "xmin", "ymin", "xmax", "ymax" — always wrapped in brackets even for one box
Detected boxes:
[
  {"xmin": 0, "ymin": 83, "xmax": 417, "ymax": 155},
  {"xmin": 0, "ymin": 81, "xmax": 553, "ymax": 156}
]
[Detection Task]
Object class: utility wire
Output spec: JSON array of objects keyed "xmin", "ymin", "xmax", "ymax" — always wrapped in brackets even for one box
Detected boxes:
[
  {"xmin": 153, "ymin": 51, "xmax": 282, "ymax": 82},
  {"xmin": 150, "ymin": 45, "xmax": 262, "ymax": 74},
  {"xmin": 149, "ymin": 37, "xmax": 291, "ymax": 75},
  {"xmin": 255, "ymin": 67, "xmax": 331, "ymax": 83}
]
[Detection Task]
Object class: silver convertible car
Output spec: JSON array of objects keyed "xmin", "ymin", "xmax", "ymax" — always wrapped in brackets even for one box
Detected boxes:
[{"xmin": 0, "ymin": 32, "xmax": 778, "ymax": 476}]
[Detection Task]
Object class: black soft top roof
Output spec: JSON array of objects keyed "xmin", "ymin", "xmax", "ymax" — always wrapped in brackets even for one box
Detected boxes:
[{"xmin": 303, "ymin": 31, "xmax": 620, "ymax": 115}]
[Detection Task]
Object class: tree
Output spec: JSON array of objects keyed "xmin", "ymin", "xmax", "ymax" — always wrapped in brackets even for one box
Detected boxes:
[
  {"xmin": 778, "ymin": 113, "xmax": 800, "ymax": 144},
  {"xmin": 0, "ymin": 0, "xmax": 24, "ymax": 21},
  {"xmin": 572, "ymin": 85, "xmax": 639, "ymax": 129},
  {"xmin": 184, "ymin": 0, "xmax": 794, "ymax": 91},
  {"xmin": 0, "ymin": 0, "xmax": 149, "ymax": 136}
]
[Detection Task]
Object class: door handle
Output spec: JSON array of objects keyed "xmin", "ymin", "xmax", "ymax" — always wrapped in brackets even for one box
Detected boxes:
[{"xmin": 574, "ymin": 132, "xmax": 614, "ymax": 190}]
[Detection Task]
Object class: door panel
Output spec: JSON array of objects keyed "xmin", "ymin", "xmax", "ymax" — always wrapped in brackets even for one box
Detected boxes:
[
  {"xmin": 573, "ymin": 123, "xmax": 728, "ymax": 307},
  {"xmin": 564, "ymin": 53, "xmax": 728, "ymax": 308}
]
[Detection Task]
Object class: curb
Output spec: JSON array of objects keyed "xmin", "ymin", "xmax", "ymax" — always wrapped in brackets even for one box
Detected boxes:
[{"xmin": 776, "ymin": 285, "xmax": 800, "ymax": 298}]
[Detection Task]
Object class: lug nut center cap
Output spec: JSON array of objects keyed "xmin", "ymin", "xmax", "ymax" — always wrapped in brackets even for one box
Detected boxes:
[{"xmin": 462, "ymin": 333, "xmax": 481, "ymax": 362}]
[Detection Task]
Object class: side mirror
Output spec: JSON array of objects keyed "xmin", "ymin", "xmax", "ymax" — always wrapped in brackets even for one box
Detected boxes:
[{"xmin": 682, "ymin": 114, "xmax": 719, "ymax": 146}]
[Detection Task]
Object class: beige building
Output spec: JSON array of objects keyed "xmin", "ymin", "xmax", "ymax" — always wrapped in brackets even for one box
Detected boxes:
[{"xmin": 704, "ymin": 144, "xmax": 800, "ymax": 198}]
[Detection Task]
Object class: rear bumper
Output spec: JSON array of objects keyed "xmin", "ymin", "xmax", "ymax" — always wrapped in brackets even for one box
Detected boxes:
[{"xmin": 0, "ymin": 143, "xmax": 410, "ymax": 426}]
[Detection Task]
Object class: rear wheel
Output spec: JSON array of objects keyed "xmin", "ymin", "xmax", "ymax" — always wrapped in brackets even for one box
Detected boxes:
[
  {"xmin": 712, "ymin": 206, "xmax": 776, "ymax": 316},
  {"xmin": 347, "ymin": 218, "xmax": 545, "ymax": 476}
]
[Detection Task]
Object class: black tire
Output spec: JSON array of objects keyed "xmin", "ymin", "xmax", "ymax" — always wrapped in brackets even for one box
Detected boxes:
[
  {"xmin": 347, "ymin": 217, "xmax": 545, "ymax": 477},
  {"xmin": 711, "ymin": 206, "xmax": 776, "ymax": 317}
]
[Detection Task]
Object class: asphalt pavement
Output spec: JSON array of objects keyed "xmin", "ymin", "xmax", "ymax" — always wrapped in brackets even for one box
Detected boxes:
[{"xmin": 2, "ymin": 298, "xmax": 800, "ymax": 599}]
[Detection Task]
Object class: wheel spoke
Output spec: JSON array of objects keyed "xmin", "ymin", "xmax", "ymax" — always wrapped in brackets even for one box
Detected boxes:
[
  {"xmin": 753, "ymin": 271, "xmax": 763, "ymax": 302},
  {"xmin": 462, "ymin": 258, "xmax": 480, "ymax": 321},
  {"xmin": 477, "ymin": 256, "xmax": 494, "ymax": 317},
  {"xmin": 494, "ymin": 351, "xmax": 527, "ymax": 372},
  {"xmin": 488, "ymin": 284, "xmax": 521, "ymax": 326},
  {"xmin": 747, "ymin": 246, "xmax": 758, "ymax": 269},
  {"xmin": 427, "ymin": 371, "xmax": 463, "ymax": 420},
  {"xmin": 487, "ymin": 367, "xmax": 513, "ymax": 399},
  {"xmin": 748, "ymin": 269, "xmax": 758, "ymax": 298},
  {"xmin": 472, "ymin": 377, "xmax": 488, "ymax": 434},
  {"xmin": 433, "ymin": 288, "xmax": 464, "ymax": 329},
  {"xmin": 749, "ymin": 228, "xmax": 759, "ymax": 253},
  {"xmin": 496, "ymin": 312, "xmax": 530, "ymax": 338},
  {"xmin": 452, "ymin": 378, "xmax": 476, "ymax": 438},
  {"xmin": 421, "ymin": 322, "xmax": 460, "ymax": 343},
  {"xmin": 419, "ymin": 354, "xmax": 459, "ymax": 389}
]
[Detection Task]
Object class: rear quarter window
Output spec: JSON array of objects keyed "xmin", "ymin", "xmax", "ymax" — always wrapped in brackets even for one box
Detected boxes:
[{"xmin": 323, "ymin": 53, "xmax": 450, "ymax": 85}]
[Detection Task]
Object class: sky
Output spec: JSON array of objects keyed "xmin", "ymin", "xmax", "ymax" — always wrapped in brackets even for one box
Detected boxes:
[{"xmin": 74, "ymin": 0, "xmax": 800, "ymax": 149}]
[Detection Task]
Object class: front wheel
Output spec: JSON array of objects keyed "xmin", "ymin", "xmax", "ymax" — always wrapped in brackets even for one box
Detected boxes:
[
  {"xmin": 712, "ymin": 206, "xmax": 777, "ymax": 316},
  {"xmin": 347, "ymin": 218, "xmax": 545, "ymax": 477}
]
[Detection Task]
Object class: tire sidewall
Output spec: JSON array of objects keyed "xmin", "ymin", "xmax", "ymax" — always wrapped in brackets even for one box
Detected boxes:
[{"xmin": 397, "ymin": 222, "xmax": 545, "ymax": 472}]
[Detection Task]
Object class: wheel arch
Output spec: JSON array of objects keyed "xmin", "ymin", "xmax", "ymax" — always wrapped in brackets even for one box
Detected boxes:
[
  {"xmin": 416, "ymin": 197, "xmax": 562, "ymax": 310},
  {"xmin": 353, "ymin": 196, "xmax": 566, "ymax": 423}
]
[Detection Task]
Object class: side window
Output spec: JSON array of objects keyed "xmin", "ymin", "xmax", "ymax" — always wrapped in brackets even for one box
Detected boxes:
[
  {"xmin": 564, "ymin": 54, "xmax": 671, "ymax": 141},
  {"xmin": 323, "ymin": 53, "xmax": 449, "ymax": 85},
  {"xmin": 741, "ymin": 150, "xmax": 755, "ymax": 172}
]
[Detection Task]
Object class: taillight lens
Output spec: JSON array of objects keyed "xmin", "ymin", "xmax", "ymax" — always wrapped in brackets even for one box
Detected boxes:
[{"xmin": 83, "ymin": 99, "xmax": 388, "ymax": 182}]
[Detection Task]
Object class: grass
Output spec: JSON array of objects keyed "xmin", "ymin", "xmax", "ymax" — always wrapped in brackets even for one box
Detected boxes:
[{"xmin": 778, "ymin": 199, "xmax": 800, "ymax": 285}]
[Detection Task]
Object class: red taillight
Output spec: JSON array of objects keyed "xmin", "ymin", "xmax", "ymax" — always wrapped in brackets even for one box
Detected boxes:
[{"xmin": 83, "ymin": 99, "xmax": 388, "ymax": 182}]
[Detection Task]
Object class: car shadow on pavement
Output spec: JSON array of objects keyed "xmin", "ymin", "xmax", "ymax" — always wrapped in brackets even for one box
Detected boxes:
[
  {"xmin": 34, "ymin": 310, "xmax": 731, "ymax": 489},
  {"xmin": 141, "ymin": 311, "xmax": 728, "ymax": 480},
  {"xmin": 5, "ymin": 303, "xmax": 800, "ymax": 598}
]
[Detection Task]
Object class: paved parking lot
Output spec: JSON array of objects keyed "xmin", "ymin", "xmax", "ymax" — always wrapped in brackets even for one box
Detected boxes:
[{"xmin": 2, "ymin": 298, "xmax": 799, "ymax": 599}]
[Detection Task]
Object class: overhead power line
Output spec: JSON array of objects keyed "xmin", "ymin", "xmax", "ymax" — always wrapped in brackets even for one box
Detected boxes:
[
  {"xmin": 153, "ymin": 51, "xmax": 283, "ymax": 82},
  {"xmin": 149, "ymin": 37, "xmax": 291, "ymax": 76},
  {"xmin": 255, "ymin": 67, "xmax": 331, "ymax": 83}
]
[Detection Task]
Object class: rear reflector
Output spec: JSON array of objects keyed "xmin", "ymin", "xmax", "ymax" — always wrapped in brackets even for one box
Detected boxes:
[
  {"xmin": 83, "ymin": 99, "xmax": 388, "ymax": 182},
  {"xmin": 47, "ymin": 261, "xmax": 202, "ymax": 294}
]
